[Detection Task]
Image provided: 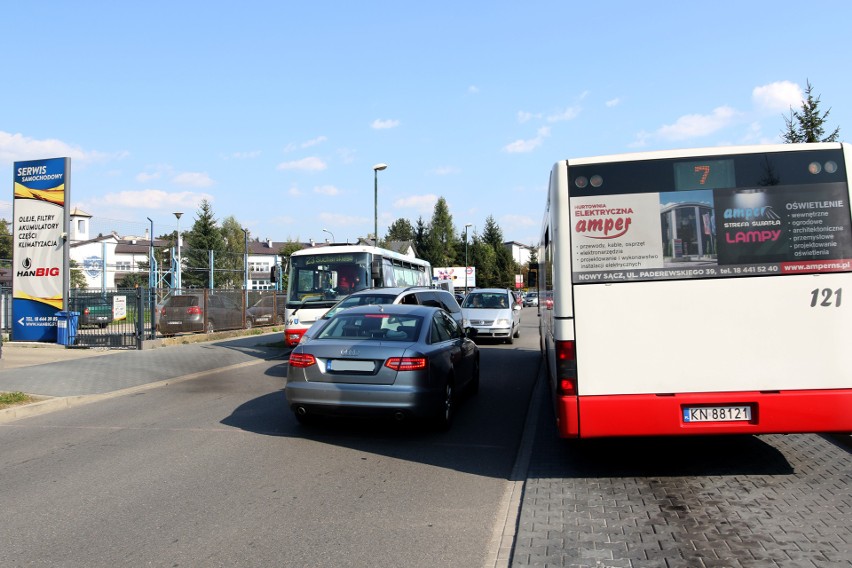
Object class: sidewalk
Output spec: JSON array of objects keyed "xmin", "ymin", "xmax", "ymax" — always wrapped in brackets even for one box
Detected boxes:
[{"xmin": 0, "ymin": 332, "xmax": 290, "ymax": 421}]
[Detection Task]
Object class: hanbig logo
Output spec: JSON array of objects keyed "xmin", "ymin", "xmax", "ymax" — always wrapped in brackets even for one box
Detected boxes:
[{"xmin": 17, "ymin": 257, "xmax": 60, "ymax": 277}]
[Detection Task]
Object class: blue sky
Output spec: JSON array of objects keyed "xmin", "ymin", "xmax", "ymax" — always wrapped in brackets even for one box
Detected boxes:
[{"xmin": 2, "ymin": 1, "xmax": 849, "ymax": 247}]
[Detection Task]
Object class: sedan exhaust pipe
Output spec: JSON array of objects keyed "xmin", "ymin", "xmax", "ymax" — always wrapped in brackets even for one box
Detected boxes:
[
  {"xmin": 393, "ymin": 411, "xmax": 406, "ymax": 422},
  {"xmin": 295, "ymin": 406, "xmax": 308, "ymax": 417}
]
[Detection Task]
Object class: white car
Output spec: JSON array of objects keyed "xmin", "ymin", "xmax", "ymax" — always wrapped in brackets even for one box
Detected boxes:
[{"xmin": 460, "ymin": 288, "xmax": 521, "ymax": 344}]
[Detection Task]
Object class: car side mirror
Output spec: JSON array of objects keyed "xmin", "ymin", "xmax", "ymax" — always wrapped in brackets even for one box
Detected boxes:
[{"xmin": 465, "ymin": 327, "xmax": 478, "ymax": 339}]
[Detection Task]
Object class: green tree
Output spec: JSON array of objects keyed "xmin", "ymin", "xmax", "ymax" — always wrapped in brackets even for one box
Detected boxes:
[
  {"xmin": 482, "ymin": 215, "xmax": 514, "ymax": 287},
  {"xmin": 385, "ymin": 218, "xmax": 415, "ymax": 243},
  {"xmin": 278, "ymin": 241, "xmax": 304, "ymax": 290},
  {"xmin": 424, "ymin": 197, "xmax": 458, "ymax": 268},
  {"xmin": 183, "ymin": 199, "xmax": 225, "ymax": 288},
  {"xmin": 69, "ymin": 259, "xmax": 88, "ymax": 289},
  {"xmin": 220, "ymin": 216, "xmax": 248, "ymax": 289},
  {"xmin": 782, "ymin": 80, "xmax": 840, "ymax": 143},
  {"xmin": 469, "ymin": 235, "xmax": 497, "ymax": 287},
  {"xmin": 0, "ymin": 219, "xmax": 12, "ymax": 265},
  {"xmin": 413, "ymin": 217, "xmax": 428, "ymax": 258}
]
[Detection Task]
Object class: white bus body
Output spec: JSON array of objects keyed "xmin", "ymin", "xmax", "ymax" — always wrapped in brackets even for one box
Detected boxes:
[
  {"xmin": 539, "ymin": 143, "xmax": 852, "ymax": 438},
  {"xmin": 284, "ymin": 245, "xmax": 431, "ymax": 346}
]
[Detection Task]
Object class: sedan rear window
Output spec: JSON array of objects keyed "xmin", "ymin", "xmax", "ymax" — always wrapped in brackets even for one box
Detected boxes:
[{"xmin": 318, "ymin": 313, "xmax": 422, "ymax": 341}]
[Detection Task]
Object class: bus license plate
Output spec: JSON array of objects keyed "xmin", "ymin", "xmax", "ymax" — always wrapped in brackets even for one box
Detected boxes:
[{"xmin": 683, "ymin": 405, "xmax": 751, "ymax": 423}]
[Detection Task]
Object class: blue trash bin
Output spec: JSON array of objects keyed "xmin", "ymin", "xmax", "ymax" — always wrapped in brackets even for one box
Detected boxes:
[{"xmin": 56, "ymin": 311, "xmax": 80, "ymax": 346}]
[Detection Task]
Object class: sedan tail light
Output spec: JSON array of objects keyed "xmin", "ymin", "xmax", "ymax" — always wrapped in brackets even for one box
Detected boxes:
[
  {"xmin": 385, "ymin": 357, "xmax": 427, "ymax": 371},
  {"xmin": 289, "ymin": 353, "xmax": 317, "ymax": 368},
  {"xmin": 187, "ymin": 306, "xmax": 203, "ymax": 315},
  {"xmin": 83, "ymin": 307, "xmax": 91, "ymax": 315}
]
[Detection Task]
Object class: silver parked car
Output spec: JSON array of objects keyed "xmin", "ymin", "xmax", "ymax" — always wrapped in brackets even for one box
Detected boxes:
[
  {"xmin": 523, "ymin": 292, "xmax": 539, "ymax": 307},
  {"xmin": 461, "ymin": 288, "xmax": 521, "ymax": 344},
  {"xmin": 286, "ymin": 304, "xmax": 479, "ymax": 429}
]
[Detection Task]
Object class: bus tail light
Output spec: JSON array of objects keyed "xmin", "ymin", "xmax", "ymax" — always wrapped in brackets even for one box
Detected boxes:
[
  {"xmin": 289, "ymin": 353, "xmax": 316, "ymax": 368},
  {"xmin": 556, "ymin": 340, "xmax": 577, "ymax": 396}
]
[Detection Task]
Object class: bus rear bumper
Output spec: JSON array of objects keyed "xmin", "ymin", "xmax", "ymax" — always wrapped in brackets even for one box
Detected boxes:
[{"xmin": 555, "ymin": 389, "xmax": 852, "ymax": 438}]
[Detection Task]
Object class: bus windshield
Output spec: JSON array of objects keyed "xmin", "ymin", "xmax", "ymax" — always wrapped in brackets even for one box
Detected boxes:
[{"xmin": 286, "ymin": 251, "xmax": 371, "ymax": 306}]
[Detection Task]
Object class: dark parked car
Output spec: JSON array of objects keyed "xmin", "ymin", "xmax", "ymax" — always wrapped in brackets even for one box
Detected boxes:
[
  {"xmin": 247, "ymin": 294, "xmax": 286, "ymax": 326},
  {"xmin": 78, "ymin": 297, "xmax": 114, "ymax": 328},
  {"xmin": 157, "ymin": 293, "xmax": 245, "ymax": 335},
  {"xmin": 286, "ymin": 304, "xmax": 479, "ymax": 429}
]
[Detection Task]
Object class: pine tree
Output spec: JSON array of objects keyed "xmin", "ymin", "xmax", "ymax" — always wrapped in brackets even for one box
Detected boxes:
[
  {"xmin": 183, "ymin": 199, "xmax": 225, "ymax": 288},
  {"xmin": 482, "ymin": 215, "xmax": 514, "ymax": 287},
  {"xmin": 425, "ymin": 198, "xmax": 458, "ymax": 268},
  {"xmin": 782, "ymin": 80, "xmax": 840, "ymax": 143}
]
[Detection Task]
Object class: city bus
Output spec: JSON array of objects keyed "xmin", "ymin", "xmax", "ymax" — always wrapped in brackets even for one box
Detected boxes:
[
  {"xmin": 537, "ymin": 142, "xmax": 852, "ymax": 438},
  {"xmin": 283, "ymin": 244, "xmax": 432, "ymax": 346}
]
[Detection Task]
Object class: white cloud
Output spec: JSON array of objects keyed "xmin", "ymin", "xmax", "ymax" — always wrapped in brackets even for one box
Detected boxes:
[
  {"xmin": 501, "ymin": 214, "xmax": 537, "ymax": 228},
  {"xmin": 302, "ymin": 136, "xmax": 327, "ymax": 148},
  {"xmin": 136, "ymin": 171, "xmax": 161, "ymax": 183},
  {"xmin": 371, "ymin": 119, "xmax": 400, "ymax": 130},
  {"xmin": 605, "ymin": 98, "xmax": 621, "ymax": 108},
  {"xmin": 517, "ymin": 111, "xmax": 541, "ymax": 124},
  {"xmin": 752, "ymin": 81, "xmax": 802, "ymax": 113},
  {"xmin": 0, "ymin": 130, "xmax": 124, "ymax": 165},
  {"xmin": 468, "ymin": 85, "xmax": 480, "ymax": 94},
  {"xmin": 318, "ymin": 212, "xmax": 367, "ymax": 226},
  {"xmin": 313, "ymin": 185, "xmax": 340, "ymax": 196},
  {"xmin": 547, "ymin": 106, "xmax": 581, "ymax": 123},
  {"xmin": 432, "ymin": 166, "xmax": 460, "ymax": 176},
  {"xmin": 288, "ymin": 185, "xmax": 303, "ymax": 197},
  {"xmin": 172, "ymin": 171, "xmax": 215, "ymax": 188},
  {"xmin": 226, "ymin": 150, "xmax": 261, "ymax": 159},
  {"xmin": 657, "ymin": 106, "xmax": 737, "ymax": 141},
  {"xmin": 393, "ymin": 194, "xmax": 439, "ymax": 214},
  {"xmin": 503, "ymin": 127, "xmax": 551, "ymax": 154},
  {"xmin": 102, "ymin": 189, "xmax": 212, "ymax": 210},
  {"xmin": 276, "ymin": 157, "xmax": 327, "ymax": 171}
]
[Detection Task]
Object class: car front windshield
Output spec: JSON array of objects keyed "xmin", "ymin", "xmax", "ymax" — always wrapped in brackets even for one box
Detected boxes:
[{"xmin": 462, "ymin": 293, "xmax": 509, "ymax": 309}]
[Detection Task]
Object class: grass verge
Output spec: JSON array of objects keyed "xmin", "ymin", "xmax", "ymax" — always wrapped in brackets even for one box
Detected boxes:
[{"xmin": 0, "ymin": 391, "xmax": 36, "ymax": 409}]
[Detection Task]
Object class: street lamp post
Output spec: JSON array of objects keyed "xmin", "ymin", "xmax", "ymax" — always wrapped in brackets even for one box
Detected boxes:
[
  {"xmin": 242, "ymin": 228, "xmax": 249, "ymax": 316},
  {"xmin": 372, "ymin": 163, "xmax": 387, "ymax": 247},
  {"xmin": 322, "ymin": 228, "xmax": 335, "ymax": 243},
  {"xmin": 464, "ymin": 223, "xmax": 473, "ymax": 291},
  {"xmin": 173, "ymin": 212, "xmax": 183, "ymax": 290}
]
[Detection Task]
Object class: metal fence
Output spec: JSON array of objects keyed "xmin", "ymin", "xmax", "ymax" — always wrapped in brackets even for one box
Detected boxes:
[{"xmin": 0, "ymin": 288, "xmax": 286, "ymax": 349}]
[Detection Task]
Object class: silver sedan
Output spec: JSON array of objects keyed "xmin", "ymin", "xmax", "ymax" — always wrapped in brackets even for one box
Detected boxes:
[{"xmin": 285, "ymin": 304, "xmax": 479, "ymax": 430}]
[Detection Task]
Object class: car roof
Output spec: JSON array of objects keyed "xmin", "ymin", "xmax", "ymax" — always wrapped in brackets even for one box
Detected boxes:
[
  {"xmin": 348, "ymin": 286, "xmax": 432, "ymax": 297},
  {"xmin": 331, "ymin": 303, "xmax": 440, "ymax": 317},
  {"xmin": 468, "ymin": 288, "xmax": 511, "ymax": 294}
]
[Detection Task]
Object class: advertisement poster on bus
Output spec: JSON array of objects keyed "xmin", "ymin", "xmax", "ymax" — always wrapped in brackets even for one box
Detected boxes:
[
  {"xmin": 12, "ymin": 157, "xmax": 69, "ymax": 341},
  {"xmin": 570, "ymin": 183, "xmax": 852, "ymax": 283}
]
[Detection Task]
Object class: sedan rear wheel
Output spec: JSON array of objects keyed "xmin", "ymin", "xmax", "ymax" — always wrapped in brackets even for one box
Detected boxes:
[{"xmin": 433, "ymin": 380, "xmax": 455, "ymax": 431}]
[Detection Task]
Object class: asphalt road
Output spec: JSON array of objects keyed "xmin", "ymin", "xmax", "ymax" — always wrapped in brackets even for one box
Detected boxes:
[{"xmin": 0, "ymin": 310, "xmax": 542, "ymax": 567}]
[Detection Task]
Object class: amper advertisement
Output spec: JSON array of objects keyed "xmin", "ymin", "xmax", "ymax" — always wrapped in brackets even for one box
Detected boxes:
[
  {"xmin": 12, "ymin": 157, "xmax": 69, "ymax": 341},
  {"xmin": 570, "ymin": 182, "xmax": 852, "ymax": 284}
]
